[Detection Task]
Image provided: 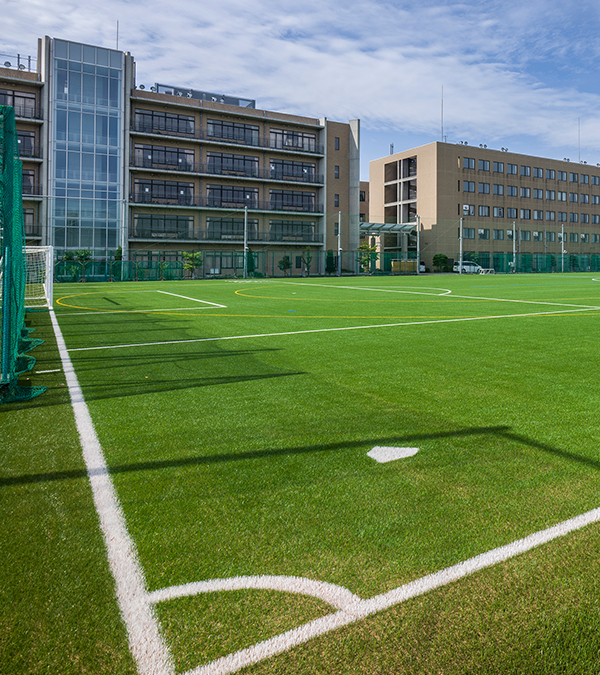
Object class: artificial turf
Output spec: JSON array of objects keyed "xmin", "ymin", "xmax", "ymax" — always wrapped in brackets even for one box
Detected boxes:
[{"xmin": 3, "ymin": 273, "xmax": 600, "ymax": 673}]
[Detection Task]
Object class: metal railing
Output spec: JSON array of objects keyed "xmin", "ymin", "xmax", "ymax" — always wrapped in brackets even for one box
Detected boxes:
[
  {"xmin": 18, "ymin": 144, "xmax": 42, "ymax": 159},
  {"xmin": 130, "ymin": 194, "xmax": 323, "ymax": 212},
  {"xmin": 129, "ymin": 227, "xmax": 324, "ymax": 244},
  {"xmin": 130, "ymin": 122, "xmax": 324, "ymax": 154}
]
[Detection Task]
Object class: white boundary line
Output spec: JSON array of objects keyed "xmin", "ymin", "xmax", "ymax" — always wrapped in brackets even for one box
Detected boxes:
[
  {"xmin": 68, "ymin": 305, "xmax": 600, "ymax": 353},
  {"xmin": 49, "ymin": 309, "xmax": 174, "ymax": 675},
  {"xmin": 177, "ymin": 506, "xmax": 600, "ymax": 675},
  {"xmin": 157, "ymin": 291, "xmax": 227, "ymax": 307}
]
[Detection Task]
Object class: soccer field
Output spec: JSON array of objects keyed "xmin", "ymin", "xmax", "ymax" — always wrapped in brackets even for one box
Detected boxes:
[{"xmin": 3, "ymin": 274, "xmax": 600, "ymax": 674}]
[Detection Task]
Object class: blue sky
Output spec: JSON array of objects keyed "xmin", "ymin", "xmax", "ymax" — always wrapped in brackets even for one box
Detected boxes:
[{"xmin": 3, "ymin": 0, "xmax": 600, "ymax": 179}]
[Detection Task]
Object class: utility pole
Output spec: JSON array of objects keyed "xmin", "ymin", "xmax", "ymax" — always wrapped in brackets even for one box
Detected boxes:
[{"xmin": 337, "ymin": 211, "xmax": 342, "ymax": 276}]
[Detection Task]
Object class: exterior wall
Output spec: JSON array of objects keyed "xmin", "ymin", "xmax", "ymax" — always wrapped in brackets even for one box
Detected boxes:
[{"xmin": 370, "ymin": 141, "xmax": 600, "ymax": 269}]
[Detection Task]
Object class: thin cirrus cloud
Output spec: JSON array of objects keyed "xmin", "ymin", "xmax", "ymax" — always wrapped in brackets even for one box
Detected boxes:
[{"xmin": 4, "ymin": 0, "xmax": 600, "ymax": 166}]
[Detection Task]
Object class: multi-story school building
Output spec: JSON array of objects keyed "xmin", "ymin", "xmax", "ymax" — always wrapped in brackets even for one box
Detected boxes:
[
  {"xmin": 1, "ymin": 36, "xmax": 360, "ymax": 271},
  {"xmin": 369, "ymin": 142, "xmax": 600, "ymax": 271}
]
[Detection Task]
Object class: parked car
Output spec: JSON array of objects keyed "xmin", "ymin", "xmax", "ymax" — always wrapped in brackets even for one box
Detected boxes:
[{"xmin": 453, "ymin": 261, "xmax": 483, "ymax": 274}]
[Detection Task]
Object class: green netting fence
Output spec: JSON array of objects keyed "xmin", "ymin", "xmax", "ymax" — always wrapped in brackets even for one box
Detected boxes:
[{"xmin": 0, "ymin": 105, "xmax": 46, "ymax": 403}]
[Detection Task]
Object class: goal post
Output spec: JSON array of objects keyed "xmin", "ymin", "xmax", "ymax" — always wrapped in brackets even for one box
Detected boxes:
[{"xmin": 25, "ymin": 246, "xmax": 54, "ymax": 308}]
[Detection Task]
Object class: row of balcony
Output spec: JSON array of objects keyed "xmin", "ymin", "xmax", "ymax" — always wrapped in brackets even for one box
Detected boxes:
[
  {"xmin": 130, "ymin": 122, "xmax": 324, "ymax": 154},
  {"xmin": 131, "ymin": 195, "xmax": 322, "ymax": 213},
  {"xmin": 13, "ymin": 105, "xmax": 43, "ymax": 120},
  {"xmin": 130, "ymin": 158, "xmax": 324, "ymax": 183},
  {"xmin": 130, "ymin": 227, "xmax": 323, "ymax": 244},
  {"xmin": 18, "ymin": 144, "xmax": 42, "ymax": 159}
]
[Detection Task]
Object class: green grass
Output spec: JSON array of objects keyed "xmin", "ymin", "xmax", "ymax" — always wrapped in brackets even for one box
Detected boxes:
[{"xmin": 3, "ymin": 273, "xmax": 600, "ymax": 673}]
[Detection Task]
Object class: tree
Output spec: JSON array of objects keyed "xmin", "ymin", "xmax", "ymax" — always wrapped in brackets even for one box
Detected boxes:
[
  {"xmin": 432, "ymin": 253, "xmax": 449, "ymax": 272},
  {"xmin": 182, "ymin": 251, "xmax": 202, "ymax": 279},
  {"xmin": 277, "ymin": 255, "xmax": 292, "ymax": 277},
  {"xmin": 357, "ymin": 241, "xmax": 378, "ymax": 274},
  {"xmin": 75, "ymin": 249, "xmax": 93, "ymax": 282},
  {"xmin": 301, "ymin": 247, "xmax": 313, "ymax": 277},
  {"xmin": 246, "ymin": 249, "xmax": 256, "ymax": 276},
  {"xmin": 325, "ymin": 250, "xmax": 336, "ymax": 275},
  {"xmin": 114, "ymin": 246, "xmax": 123, "ymax": 261}
]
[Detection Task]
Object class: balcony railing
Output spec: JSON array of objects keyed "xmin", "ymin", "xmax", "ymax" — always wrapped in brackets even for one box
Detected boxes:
[
  {"xmin": 24, "ymin": 222, "xmax": 42, "ymax": 237},
  {"xmin": 22, "ymin": 183, "xmax": 43, "ymax": 196},
  {"xmin": 18, "ymin": 144, "xmax": 42, "ymax": 159},
  {"xmin": 131, "ymin": 194, "xmax": 323, "ymax": 213},
  {"xmin": 13, "ymin": 105, "xmax": 43, "ymax": 120},
  {"xmin": 130, "ymin": 122, "xmax": 324, "ymax": 154},
  {"xmin": 129, "ymin": 157, "xmax": 324, "ymax": 183},
  {"xmin": 129, "ymin": 227, "xmax": 324, "ymax": 244}
]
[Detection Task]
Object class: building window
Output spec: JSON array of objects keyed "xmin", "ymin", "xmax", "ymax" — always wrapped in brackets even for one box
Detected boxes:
[
  {"xmin": 533, "ymin": 210, "xmax": 543, "ymax": 220},
  {"xmin": 132, "ymin": 214, "xmax": 194, "ymax": 239},
  {"xmin": 547, "ymin": 231, "xmax": 556, "ymax": 242},
  {"xmin": 569, "ymin": 172, "xmax": 578, "ymax": 183},
  {"xmin": 135, "ymin": 109, "xmax": 195, "ymax": 136},
  {"xmin": 521, "ymin": 230, "xmax": 531, "ymax": 240},
  {"xmin": 521, "ymin": 165, "xmax": 531, "ymax": 176},
  {"xmin": 335, "ymin": 137, "xmax": 340, "ymax": 150},
  {"xmin": 270, "ymin": 159, "xmax": 316, "ymax": 182},
  {"xmin": 520, "ymin": 187, "xmax": 531, "ymax": 198},
  {"xmin": 493, "ymin": 161, "xmax": 504, "ymax": 173},
  {"xmin": 546, "ymin": 169, "xmax": 556, "ymax": 179},
  {"xmin": 133, "ymin": 144, "xmax": 195, "ymax": 171},
  {"xmin": 533, "ymin": 231, "xmax": 543, "ymax": 241},
  {"xmin": 546, "ymin": 190, "xmax": 555, "ymax": 200},
  {"xmin": 207, "ymin": 184, "xmax": 257, "ymax": 208},
  {"xmin": 507, "ymin": 163, "xmax": 518, "ymax": 175},
  {"xmin": 520, "ymin": 209, "xmax": 531, "ymax": 220},
  {"xmin": 581, "ymin": 213, "xmax": 589, "ymax": 223},
  {"xmin": 507, "ymin": 185, "xmax": 518, "ymax": 197},
  {"xmin": 270, "ymin": 128, "xmax": 317, "ymax": 152},
  {"xmin": 592, "ymin": 195, "xmax": 600, "ymax": 205},
  {"xmin": 462, "ymin": 204, "xmax": 475, "ymax": 216},
  {"xmin": 533, "ymin": 167, "xmax": 543, "ymax": 178},
  {"xmin": 592, "ymin": 233, "xmax": 600, "ymax": 242},
  {"xmin": 533, "ymin": 189, "xmax": 543, "ymax": 199},
  {"xmin": 581, "ymin": 193, "xmax": 589, "ymax": 204},
  {"xmin": 478, "ymin": 182, "xmax": 490, "ymax": 194},
  {"xmin": 478, "ymin": 159, "xmax": 490, "ymax": 171},
  {"xmin": 493, "ymin": 184, "xmax": 504, "ymax": 195},
  {"xmin": 569, "ymin": 213, "xmax": 579, "ymax": 223},
  {"xmin": 593, "ymin": 216, "xmax": 600, "ymax": 225},
  {"xmin": 493, "ymin": 229, "xmax": 504, "ymax": 240},
  {"xmin": 558, "ymin": 212, "xmax": 567, "ymax": 222},
  {"xmin": 478, "ymin": 227, "xmax": 490, "ymax": 239},
  {"xmin": 269, "ymin": 220, "xmax": 317, "ymax": 242},
  {"xmin": 334, "ymin": 165, "xmax": 340, "ymax": 179},
  {"xmin": 463, "ymin": 228, "xmax": 475, "ymax": 239},
  {"xmin": 558, "ymin": 171, "xmax": 567, "ymax": 181},
  {"xmin": 581, "ymin": 233, "xmax": 590, "ymax": 243},
  {"xmin": 270, "ymin": 189, "xmax": 317, "ymax": 212},
  {"xmin": 463, "ymin": 181, "xmax": 475, "ymax": 192},
  {"xmin": 507, "ymin": 229, "xmax": 515, "ymax": 240},
  {"xmin": 134, "ymin": 179, "xmax": 194, "ymax": 204},
  {"xmin": 360, "ymin": 190, "xmax": 366, "ymax": 202},
  {"xmin": 570, "ymin": 232, "xmax": 578, "ymax": 242},
  {"xmin": 0, "ymin": 88, "xmax": 37, "ymax": 118},
  {"xmin": 592, "ymin": 175, "xmax": 600, "ymax": 186},
  {"xmin": 478, "ymin": 206, "xmax": 490, "ymax": 217},
  {"xmin": 581, "ymin": 174, "xmax": 589, "ymax": 184},
  {"xmin": 546, "ymin": 211, "xmax": 556, "ymax": 221},
  {"xmin": 493, "ymin": 206, "xmax": 504, "ymax": 218},
  {"xmin": 463, "ymin": 157, "xmax": 475, "ymax": 169},
  {"xmin": 569, "ymin": 193, "xmax": 578, "ymax": 203},
  {"xmin": 558, "ymin": 191, "xmax": 567, "ymax": 201},
  {"xmin": 507, "ymin": 207, "xmax": 517, "ymax": 218},
  {"xmin": 334, "ymin": 193, "xmax": 339, "ymax": 207}
]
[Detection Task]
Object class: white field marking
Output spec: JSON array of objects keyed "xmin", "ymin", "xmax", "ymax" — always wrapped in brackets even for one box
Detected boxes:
[
  {"xmin": 49, "ymin": 310, "xmax": 175, "ymax": 675},
  {"xmin": 284, "ymin": 281, "xmax": 599, "ymax": 308},
  {"xmin": 157, "ymin": 291, "xmax": 227, "ymax": 307},
  {"xmin": 35, "ymin": 368, "xmax": 62, "ymax": 374},
  {"xmin": 367, "ymin": 446, "xmax": 419, "ymax": 463},
  {"xmin": 284, "ymin": 281, "xmax": 452, "ymax": 296},
  {"xmin": 148, "ymin": 576, "xmax": 361, "ymax": 613},
  {"xmin": 67, "ymin": 305, "xmax": 600, "ymax": 353},
  {"xmin": 182, "ymin": 505, "xmax": 600, "ymax": 675}
]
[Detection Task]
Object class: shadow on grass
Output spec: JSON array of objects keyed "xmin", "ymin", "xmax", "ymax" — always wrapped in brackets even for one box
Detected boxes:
[{"xmin": 6, "ymin": 424, "xmax": 598, "ymax": 489}]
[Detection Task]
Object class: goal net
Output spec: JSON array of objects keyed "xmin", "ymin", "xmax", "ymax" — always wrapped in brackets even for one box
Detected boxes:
[{"xmin": 24, "ymin": 246, "xmax": 54, "ymax": 308}]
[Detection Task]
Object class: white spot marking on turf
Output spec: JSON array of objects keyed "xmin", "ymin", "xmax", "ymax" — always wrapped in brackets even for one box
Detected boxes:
[
  {"xmin": 35, "ymin": 368, "xmax": 62, "ymax": 373},
  {"xmin": 49, "ymin": 309, "xmax": 175, "ymax": 675},
  {"xmin": 157, "ymin": 290, "xmax": 227, "ymax": 307},
  {"xmin": 67, "ymin": 304, "xmax": 600, "ymax": 353},
  {"xmin": 148, "ymin": 575, "xmax": 361, "ymax": 613},
  {"xmin": 181, "ymin": 505, "xmax": 600, "ymax": 675},
  {"xmin": 368, "ymin": 446, "xmax": 419, "ymax": 462}
]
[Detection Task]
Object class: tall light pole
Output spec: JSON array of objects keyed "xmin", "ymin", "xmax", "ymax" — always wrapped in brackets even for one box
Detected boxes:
[
  {"xmin": 337, "ymin": 211, "xmax": 342, "ymax": 276},
  {"xmin": 561, "ymin": 223, "xmax": 565, "ymax": 273},
  {"xmin": 416, "ymin": 214, "xmax": 421, "ymax": 275},
  {"xmin": 512, "ymin": 221, "xmax": 516, "ymax": 273},
  {"xmin": 459, "ymin": 216, "xmax": 463, "ymax": 273},
  {"xmin": 243, "ymin": 205, "xmax": 248, "ymax": 279}
]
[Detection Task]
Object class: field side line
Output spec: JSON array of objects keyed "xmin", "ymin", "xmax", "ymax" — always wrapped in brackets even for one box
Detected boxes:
[
  {"xmin": 157, "ymin": 291, "xmax": 227, "ymax": 307},
  {"xmin": 285, "ymin": 281, "xmax": 597, "ymax": 308},
  {"xmin": 189, "ymin": 506, "xmax": 600, "ymax": 675},
  {"xmin": 68, "ymin": 305, "xmax": 600, "ymax": 353},
  {"xmin": 57, "ymin": 307, "xmax": 219, "ymax": 316},
  {"xmin": 49, "ymin": 310, "xmax": 175, "ymax": 675}
]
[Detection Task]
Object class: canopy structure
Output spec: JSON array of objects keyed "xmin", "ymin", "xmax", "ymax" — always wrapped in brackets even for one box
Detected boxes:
[{"xmin": 359, "ymin": 222, "xmax": 417, "ymax": 236}]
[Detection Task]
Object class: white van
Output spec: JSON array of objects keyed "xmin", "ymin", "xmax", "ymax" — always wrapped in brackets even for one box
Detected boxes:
[{"xmin": 453, "ymin": 261, "xmax": 483, "ymax": 274}]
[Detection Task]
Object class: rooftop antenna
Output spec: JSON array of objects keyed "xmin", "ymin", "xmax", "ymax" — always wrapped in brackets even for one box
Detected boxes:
[
  {"xmin": 441, "ymin": 85, "xmax": 444, "ymax": 142},
  {"xmin": 390, "ymin": 143, "xmax": 394, "ymax": 155},
  {"xmin": 116, "ymin": 21, "xmax": 119, "ymax": 50},
  {"xmin": 578, "ymin": 117, "xmax": 581, "ymax": 164}
]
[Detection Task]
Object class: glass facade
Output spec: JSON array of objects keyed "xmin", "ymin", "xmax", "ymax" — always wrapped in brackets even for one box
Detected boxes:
[{"xmin": 51, "ymin": 39, "xmax": 124, "ymax": 253}]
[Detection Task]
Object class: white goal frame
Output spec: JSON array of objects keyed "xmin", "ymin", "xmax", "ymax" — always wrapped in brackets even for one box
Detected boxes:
[{"xmin": 24, "ymin": 245, "xmax": 54, "ymax": 308}]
